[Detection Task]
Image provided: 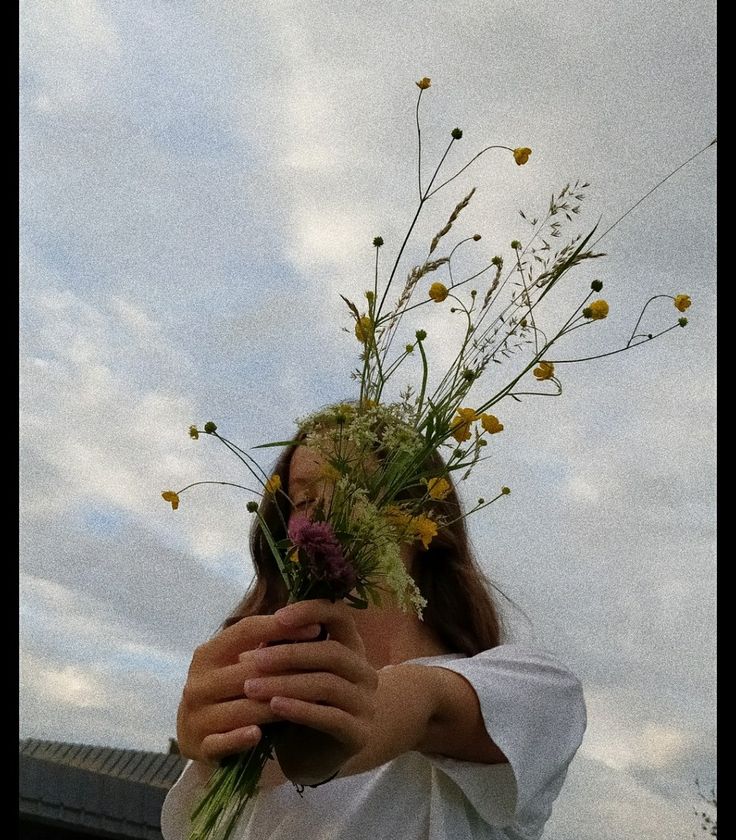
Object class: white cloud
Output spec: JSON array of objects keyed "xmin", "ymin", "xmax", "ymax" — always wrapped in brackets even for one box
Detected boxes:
[
  {"xmin": 37, "ymin": 664, "xmax": 109, "ymax": 710},
  {"xmin": 548, "ymin": 754, "xmax": 700, "ymax": 840},
  {"xmin": 583, "ymin": 717, "xmax": 692, "ymax": 773},
  {"xmin": 22, "ymin": 0, "xmax": 121, "ymax": 112},
  {"xmin": 21, "ymin": 281, "xmax": 253, "ymax": 561}
]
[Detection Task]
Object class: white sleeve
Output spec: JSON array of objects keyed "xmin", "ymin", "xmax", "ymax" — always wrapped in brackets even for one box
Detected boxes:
[
  {"xmin": 416, "ymin": 645, "xmax": 587, "ymax": 828},
  {"xmin": 160, "ymin": 760, "xmax": 212, "ymax": 840}
]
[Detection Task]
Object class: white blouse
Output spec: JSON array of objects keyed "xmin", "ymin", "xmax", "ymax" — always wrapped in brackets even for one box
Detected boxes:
[{"xmin": 161, "ymin": 645, "xmax": 587, "ymax": 840}]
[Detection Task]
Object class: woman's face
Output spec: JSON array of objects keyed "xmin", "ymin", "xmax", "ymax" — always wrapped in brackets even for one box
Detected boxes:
[
  {"xmin": 288, "ymin": 444, "xmax": 418, "ymax": 579},
  {"xmin": 288, "ymin": 445, "xmax": 333, "ymax": 521}
]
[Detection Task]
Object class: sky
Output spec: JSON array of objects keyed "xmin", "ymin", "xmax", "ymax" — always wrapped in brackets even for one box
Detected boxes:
[{"xmin": 19, "ymin": 2, "xmax": 716, "ymax": 837}]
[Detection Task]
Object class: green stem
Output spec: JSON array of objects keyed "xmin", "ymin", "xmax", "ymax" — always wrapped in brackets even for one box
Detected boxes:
[
  {"xmin": 591, "ymin": 138, "xmax": 716, "ymax": 249},
  {"xmin": 416, "ymin": 339, "xmax": 429, "ymax": 420},
  {"xmin": 424, "ymin": 145, "xmax": 513, "ymax": 200},
  {"xmin": 416, "ymin": 90, "xmax": 423, "ymax": 200},
  {"xmin": 547, "ymin": 325, "xmax": 679, "ymax": 365},
  {"xmin": 176, "ymin": 480, "xmax": 256, "ymax": 495},
  {"xmin": 627, "ymin": 295, "xmax": 673, "ymax": 346}
]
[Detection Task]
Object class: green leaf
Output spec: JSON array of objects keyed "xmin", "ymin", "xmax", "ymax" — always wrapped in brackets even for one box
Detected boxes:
[
  {"xmin": 366, "ymin": 588, "xmax": 383, "ymax": 607},
  {"xmin": 252, "ymin": 439, "xmax": 300, "ymax": 449},
  {"xmin": 345, "ymin": 593, "xmax": 369, "ymax": 609}
]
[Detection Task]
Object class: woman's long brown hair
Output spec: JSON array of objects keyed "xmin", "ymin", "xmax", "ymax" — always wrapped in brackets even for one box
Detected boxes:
[{"xmin": 221, "ymin": 433, "xmax": 505, "ymax": 656}]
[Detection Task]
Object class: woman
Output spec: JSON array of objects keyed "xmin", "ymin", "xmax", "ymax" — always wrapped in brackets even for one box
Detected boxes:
[{"xmin": 161, "ymin": 431, "xmax": 587, "ymax": 839}]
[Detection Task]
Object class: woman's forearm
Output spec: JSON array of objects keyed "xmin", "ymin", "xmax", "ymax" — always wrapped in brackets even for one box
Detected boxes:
[{"xmin": 340, "ymin": 660, "xmax": 506, "ymax": 777}]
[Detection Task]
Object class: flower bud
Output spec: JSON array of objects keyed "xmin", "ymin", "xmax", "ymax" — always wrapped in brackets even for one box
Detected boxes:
[
  {"xmin": 511, "ymin": 240, "xmax": 521, "ymax": 250},
  {"xmin": 501, "ymin": 486, "xmax": 511, "ymax": 495},
  {"xmin": 415, "ymin": 329, "xmax": 427, "ymax": 341},
  {"xmin": 373, "ymin": 236, "xmax": 384, "ymax": 247},
  {"xmin": 204, "ymin": 421, "xmax": 217, "ymax": 434},
  {"xmin": 451, "ymin": 128, "xmax": 463, "ymax": 140},
  {"xmin": 473, "ymin": 234, "xmax": 482, "ymax": 241},
  {"xmin": 591, "ymin": 279, "xmax": 603, "ymax": 292},
  {"xmin": 678, "ymin": 317, "xmax": 688, "ymax": 327},
  {"xmin": 246, "ymin": 501, "xmax": 259, "ymax": 513}
]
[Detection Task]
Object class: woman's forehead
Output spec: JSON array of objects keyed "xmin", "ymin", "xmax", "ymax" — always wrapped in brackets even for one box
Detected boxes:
[{"xmin": 289, "ymin": 446, "xmax": 326, "ymax": 486}]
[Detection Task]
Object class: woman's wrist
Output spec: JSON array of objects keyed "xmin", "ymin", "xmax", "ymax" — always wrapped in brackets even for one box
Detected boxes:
[{"xmin": 340, "ymin": 663, "xmax": 441, "ymax": 777}]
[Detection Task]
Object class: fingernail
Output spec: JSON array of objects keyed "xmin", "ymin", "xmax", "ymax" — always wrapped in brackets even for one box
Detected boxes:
[{"xmin": 298, "ymin": 623, "xmax": 321, "ymax": 636}]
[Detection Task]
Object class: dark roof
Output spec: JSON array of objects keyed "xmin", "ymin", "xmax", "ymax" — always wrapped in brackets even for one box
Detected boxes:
[{"xmin": 19, "ymin": 738, "xmax": 188, "ymax": 840}]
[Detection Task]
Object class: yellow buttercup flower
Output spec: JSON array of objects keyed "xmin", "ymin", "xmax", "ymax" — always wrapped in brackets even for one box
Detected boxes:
[
  {"xmin": 411, "ymin": 514, "xmax": 438, "ymax": 549},
  {"xmin": 428, "ymin": 282, "xmax": 449, "ymax": 303},
  {"xmin": 355, "ymin": 316, "xmax": 374, "ymax": 343},
  {"xmin": 533, "ymin": 361, "xmax": 555, "ymax": 381},
  {"xmin": 264, "ymin": 474, "xmax": 281, "ymax": 495},
  {"xmin": 451, "ymin": 407, "xmax": 479, "ymax": 442},
  {"xmin": 513, "ymin": 147, "xmax": 532, "ymax": 166},
  {"xmin": 426, "ymin": 477, "xmax": 451, "ymax": 500},
  {"xmin": 161, "ymin": 490, "xmax": 180, "ymax": 510},
  {"xmin": 385, "ymin": 505, "xmax": 413, "ymax": 531},
  {"xmin": 416, "ymin": 77, "xmax": 431, "ymax": 90},
  {"xmin": 584, "ymin": 299, "xmax": 609, "ymax": 320},
  {"xmin": 480, "ymin": 414, "xmax": 504, "ymax": 434},
  {"xmin": 188, "ymin": 425, "xmax": 199, "ymax": 440},
  {"xmin": 674, "ymin": 294, "xmax": 692, "ymax": 312}
]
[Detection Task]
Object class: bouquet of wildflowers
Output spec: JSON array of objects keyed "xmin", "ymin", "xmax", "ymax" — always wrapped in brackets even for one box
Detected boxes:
[{"xmin": 161, "ymin": 77, "xmax": 711, "ymax": 840}]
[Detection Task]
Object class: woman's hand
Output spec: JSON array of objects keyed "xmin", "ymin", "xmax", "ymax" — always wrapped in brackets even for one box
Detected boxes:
[
  {"xmin": 176, "ymin": 615, "xmax": 324, "ymax": 766},
  {"xmin": 241, "ymin": 599, "xmax": 379, "ymax": 785}
]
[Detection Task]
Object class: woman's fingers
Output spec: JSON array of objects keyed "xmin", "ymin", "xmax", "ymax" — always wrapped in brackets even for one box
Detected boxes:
[
  {"xmin": 274, "ymin": 599, "xmax": 365, "ymax": 656},
  {"xmin": 250, "ymin": 639, "xmax": 378, "ymax": 689},
  {"xmin": 183, "ymin": 621, "xmax": 324, "ymax": 706},
  {"xmin": 200, "ymin": 725, "xmax": 263, "ymax": 765},
  {"xmin": 243, "ymin": 671, "xmax": 367, "ymax": 717},
  {"xmin": 269, "ymin": 696, "xmax": 368, "ymax": 754},
  {"xmin": 196, "ymin": 616, "xmax": 323, "ymax": 669},
  {"xmin": 196, "ymin": 696, "xmax": 281, "ymax": 735},
  {"xmin": 184, "ymin": 662, "xmax": 252, "ymax": 705}
]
